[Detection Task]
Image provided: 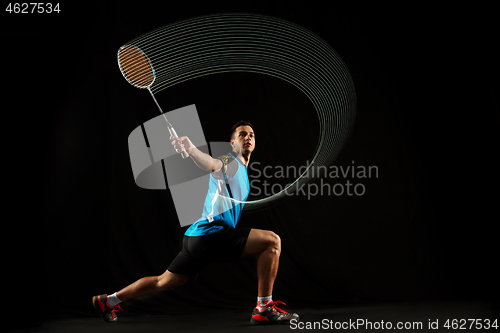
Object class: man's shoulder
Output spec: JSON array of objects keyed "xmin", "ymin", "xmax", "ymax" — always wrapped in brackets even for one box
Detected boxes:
[
  {"xmin": 216, "ymin": 154, "xmax": 235, "ymax": 164},
  {"xmin": 215, "ymin": 154, "xmax": 238, "ymax": 177}
]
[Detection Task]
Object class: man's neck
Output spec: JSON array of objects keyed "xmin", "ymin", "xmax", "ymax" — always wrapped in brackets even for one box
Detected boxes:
[
  {"xmin": 241, "ymin": 153, "xmax": 250, "ymax": 167},
  {"xmin": 233, "ymin": 151, "xmax": 251, "ymax": 167}
]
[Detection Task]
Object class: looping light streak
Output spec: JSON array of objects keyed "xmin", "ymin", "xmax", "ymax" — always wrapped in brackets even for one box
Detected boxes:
[{"xmin": 119, "ymin": 13, "xmax": 356, "ymax": 210}]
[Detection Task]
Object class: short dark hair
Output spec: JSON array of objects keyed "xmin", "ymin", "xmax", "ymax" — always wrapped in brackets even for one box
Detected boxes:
[{"xmin": 230, "ymin": 120, "xmax": 254, "ymax": 140}]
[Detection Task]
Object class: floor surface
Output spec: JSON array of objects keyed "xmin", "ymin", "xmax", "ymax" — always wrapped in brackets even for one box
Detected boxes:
[{"xmin": 12, "ymin": 300, "xmax": 499, "ymax": 333}]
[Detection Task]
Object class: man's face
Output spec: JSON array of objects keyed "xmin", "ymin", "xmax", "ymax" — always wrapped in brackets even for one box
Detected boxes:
[{"xmin": 231, "ymin": 125, "xmax": 255, "ymax": 155}]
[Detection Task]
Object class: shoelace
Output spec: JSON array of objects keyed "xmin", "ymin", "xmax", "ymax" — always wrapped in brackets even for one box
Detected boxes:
[
  {"xmin": 268, "ymin": 300, "xmax": 287, "ymax": 314},
  {"xmin": 110, "ymin": 304, "xmax": 123, "ymax": 320}
]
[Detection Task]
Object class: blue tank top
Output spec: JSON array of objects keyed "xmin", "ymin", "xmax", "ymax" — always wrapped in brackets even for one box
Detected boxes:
[{"xmin": 184, "ymin": 153, "xmax": 250, "ymax": 236}]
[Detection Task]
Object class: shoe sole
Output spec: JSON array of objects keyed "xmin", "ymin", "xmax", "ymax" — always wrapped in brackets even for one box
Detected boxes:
[{"xmin": 250, "ymin": 317, "xmax": 298, "ymax": 325}]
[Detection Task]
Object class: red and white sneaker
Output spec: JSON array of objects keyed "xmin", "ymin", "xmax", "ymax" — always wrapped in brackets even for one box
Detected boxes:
[
  {"xmin": 250, "ymin": 300, "xmax": 300, "ymax": 325},
  {"xmin": 92, "ymin": 294, "xmax": 122, "ymax": 322}
]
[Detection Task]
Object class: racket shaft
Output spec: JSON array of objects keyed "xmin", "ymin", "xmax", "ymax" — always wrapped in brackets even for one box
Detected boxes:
[{"xmin": 149, "ymin": 89, "xmax": 189, "ymax": 159}]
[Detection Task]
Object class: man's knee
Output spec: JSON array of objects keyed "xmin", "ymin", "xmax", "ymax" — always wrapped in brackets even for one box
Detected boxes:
[
  {"xmin": 157, "ymin": 271, "xmax": 189, "ymax": 291},
  {"xmin": 267, "ymin": 231, "xmax": 281, "ymax": 253},
  {"xmin": 157, "ymin": 275, "xmax": 173, "ymax": 291}
]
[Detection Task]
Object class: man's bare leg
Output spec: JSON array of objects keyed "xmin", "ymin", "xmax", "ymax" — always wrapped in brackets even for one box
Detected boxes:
[
  {"xmin": 92, "ymin": 269, "xmax": 190, "ymax": 322},
  {"xmin": 242, "ymin": 228, "xmax": 299, "ymax": 324},
  {"xmin": 116, "ymin": 270, "xmax": 190, "ymax": 302},
  {"xmin": 240, "ymin": 229, "xmax": 281, "ymax": 297}
]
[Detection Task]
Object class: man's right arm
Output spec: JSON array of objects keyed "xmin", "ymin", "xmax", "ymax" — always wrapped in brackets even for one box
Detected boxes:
[
  {"xmin": 171, "ymin": 135, "xmax": 223, "ymax": 172},
  {"xmin": 189, "ymin": 146, "xmax": 223, "ymax": 173}
]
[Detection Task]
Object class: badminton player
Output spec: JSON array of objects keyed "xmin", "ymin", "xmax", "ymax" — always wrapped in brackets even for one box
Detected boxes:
[{"xmin": 92, "ymin": 120, "xmax": 300, "ymax": 324}]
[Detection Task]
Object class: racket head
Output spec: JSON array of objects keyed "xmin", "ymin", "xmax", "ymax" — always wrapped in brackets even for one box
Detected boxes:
[{"xmin": 117, "ymin": 45, "xmax": 156, "ymax": 89}]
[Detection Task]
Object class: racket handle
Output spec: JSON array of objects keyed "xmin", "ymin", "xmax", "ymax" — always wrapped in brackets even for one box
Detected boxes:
[{"xmin": 168, "ymin": 126, "xmax": 190, "ymax": 159}]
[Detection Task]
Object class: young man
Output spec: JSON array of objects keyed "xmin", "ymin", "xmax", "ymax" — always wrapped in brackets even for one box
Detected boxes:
[{"xmin": 93, "ymin": 120, "xmax": 299, "ymax": 324}]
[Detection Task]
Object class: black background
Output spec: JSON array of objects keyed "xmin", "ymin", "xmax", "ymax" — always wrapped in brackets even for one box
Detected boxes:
[{"xmin": 2, "ymin": 1, "xmax": 498, "ymax": 329}]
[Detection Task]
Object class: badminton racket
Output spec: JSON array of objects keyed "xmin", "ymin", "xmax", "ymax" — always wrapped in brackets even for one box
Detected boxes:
[{"xmin": 117, "ymin": 45, "xmax": 189, "ymax": 159}]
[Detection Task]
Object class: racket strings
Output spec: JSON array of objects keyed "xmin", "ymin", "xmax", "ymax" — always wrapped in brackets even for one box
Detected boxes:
[
  {"xmin": 118, "ymin": 45, "xmax": 155, "ymax": 88},
  {"xmin": 119, "ymin": 60, "xmax": 153, "ymax": 85},
  {"xmin": 119, "ymin": 62, "xmax": 153, "ymax": 86}
]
